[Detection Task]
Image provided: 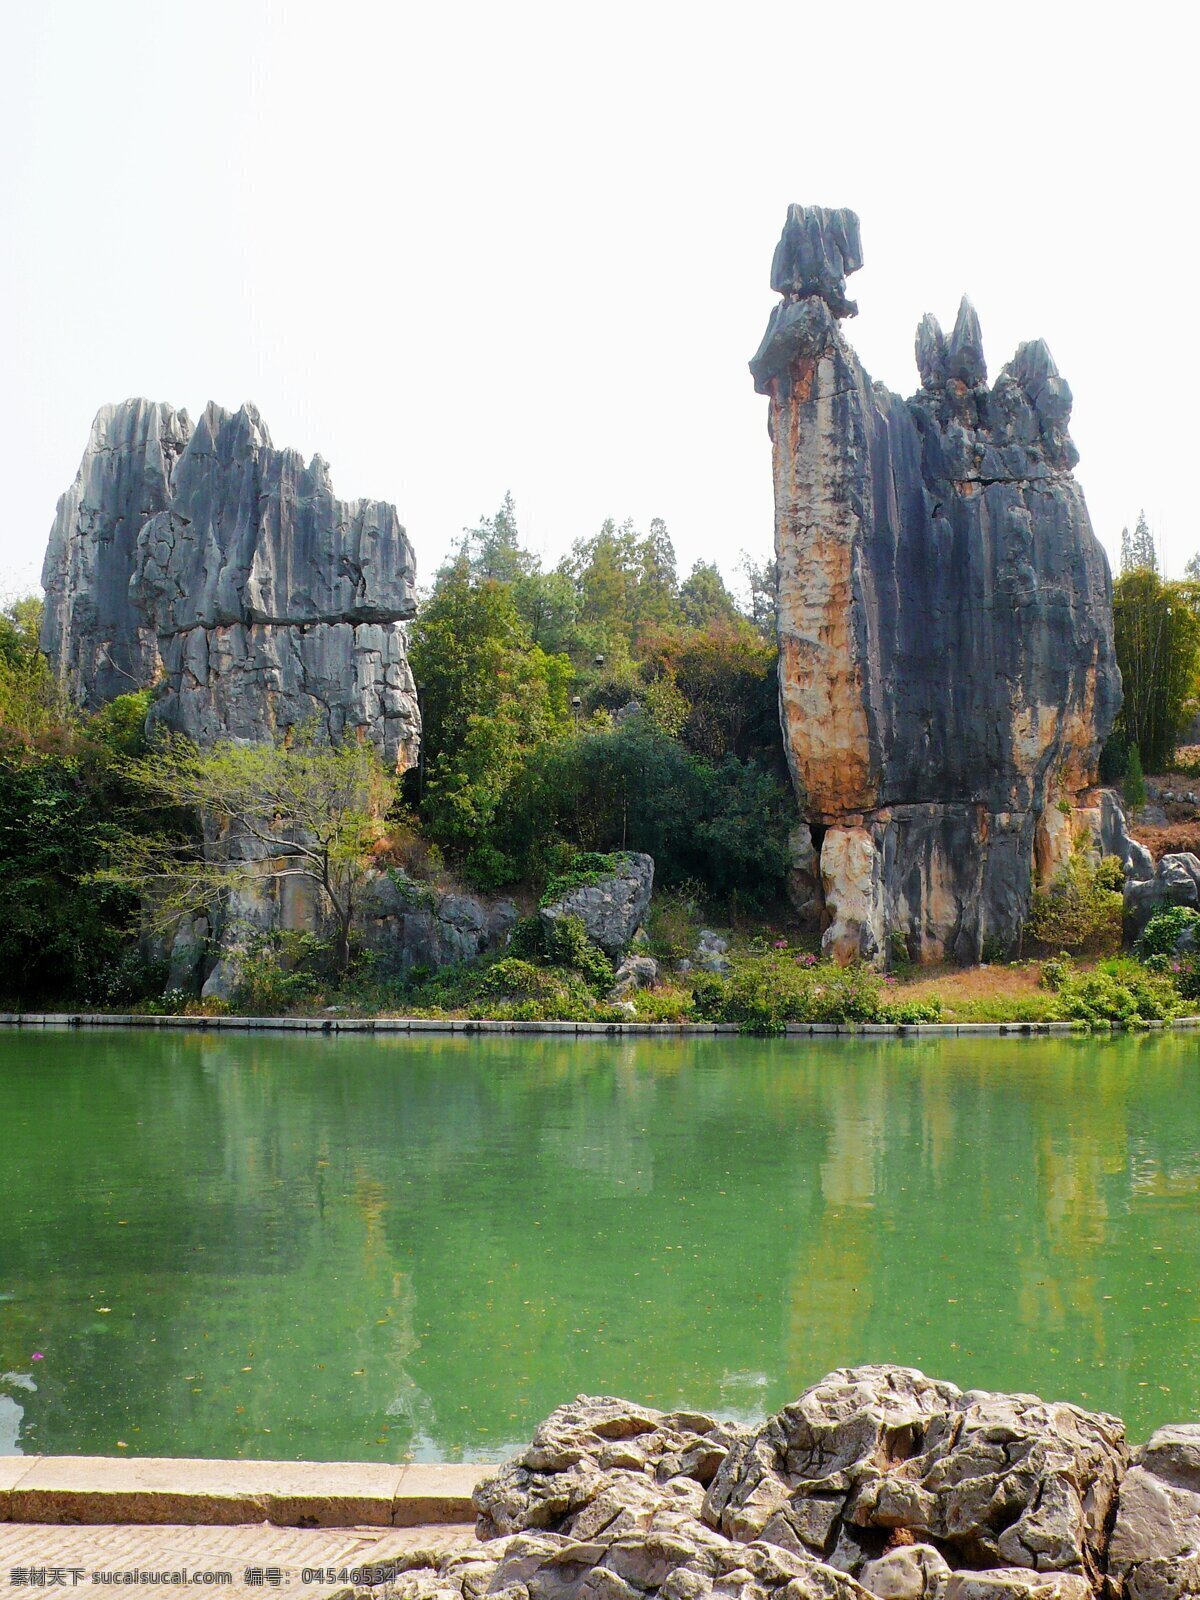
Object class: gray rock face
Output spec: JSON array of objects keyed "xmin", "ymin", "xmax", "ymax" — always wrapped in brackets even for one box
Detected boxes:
[
  {"xmin": 474, "ymin": 1395, "xmax": 747, "ymax": 1542},
  {"xmin": 705, "ymin": 1366, "xmax": 1127, "ymax": 1587},
  {"xmin": 751, "ymin": 208, "xmax": 1123, "ymax": 964},
  {"xmin": 1124, "ymin": 853, "xmax": 1200, "ymax": 943},
  {"xmin": 1107, "ymin": 1426, "xmax": 1200, "ymax": 1600},
  {"xmin": 358, "ymin": 873, "xmax": 518, "ymax": 975},
  {"xmin": 41, "ymin": 399, "xmax": 420, "ymax": 768},
  {"xmin": 541, "ymin": 854, "xmax": 655, "ymax": 959},
  {"xmin": 386, "ymin": 1516, "xmax": 872, "ymax": 1600},
  {"xmin": 610, "ymin": 955, "xmax": 660, "ymax": 1000}
]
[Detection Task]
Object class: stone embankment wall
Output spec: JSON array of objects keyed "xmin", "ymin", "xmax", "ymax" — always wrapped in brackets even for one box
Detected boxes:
[
  {"xmin": 375, "ymin": 1365, "xmax": 1200, "ymax": 1600},
  {"xmin": 753, "ymin": 208, "xmax": 1128, "ymax": 966}
]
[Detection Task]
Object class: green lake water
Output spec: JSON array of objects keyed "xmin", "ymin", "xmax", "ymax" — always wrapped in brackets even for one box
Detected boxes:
[{"xmin": 1, "ymin": 1028, "xmax": 1199, "ymax": 1461}]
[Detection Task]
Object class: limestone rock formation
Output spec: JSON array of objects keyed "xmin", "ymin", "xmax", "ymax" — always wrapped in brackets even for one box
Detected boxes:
[
  {"xmin": 41, "ymin": 398, "xmax": 420, "ymax": 768},
  {"xmin": 540, "ymin": 854, "xmax": 656, "ymax": 958},
  {"xmin": 1107, "ymin": 1425, "xmax": 1200, "ymax": 1600},
  {"xmin": 752, "ymin": 208, "xmax": 1124, "ymax": 963},
  {"xmin": 359, "ymin": 1369, "xmax": 1200, "ymax": 1600},
  {"xmin": 474, "ymin": 1395, "xmax": 744, "ymax": 1541},
  {"xmin": 358, "ymin": 875, "xmax": 519, "ymax": 976},
  {"xmin": 1123, "ymin": 853, "xmax": 1200, "ymax": 943},
  {"xmin": 705, "ymin": 1366, "xmax": 1127, "ymax": 1587}
]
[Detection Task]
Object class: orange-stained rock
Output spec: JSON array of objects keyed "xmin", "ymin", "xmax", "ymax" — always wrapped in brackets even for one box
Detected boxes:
[{"xmin": 752, "ymin": 208, "xmax": 1125, "ymax": 964}]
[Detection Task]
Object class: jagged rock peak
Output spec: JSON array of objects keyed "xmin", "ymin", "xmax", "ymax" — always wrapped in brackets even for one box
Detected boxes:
[
  {"xmin": 915, "ymin": 313, "xmax": 946, "ymax": 389},
  {"xmin": 769, "ymin": 204, "xmax": 863, "ymax": 317},
  {"xmin": 945, "ymin": 294, "xmax": 987, "ymax": 386},
  {"xmin": 40, "ymin": 397, "xmax": 421, "ymax": 769}
]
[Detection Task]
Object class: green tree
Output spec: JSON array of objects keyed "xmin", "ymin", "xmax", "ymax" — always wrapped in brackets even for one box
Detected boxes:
[
  {"xmin": 630, "ymin": 518, "xmax": 680, "ymax": 632},
  {"xmin": 1111, "ymin": 568, "xmax": 1200, "ymax": 770},
  {"xmin": 1120, "ymin": 510, "xmax": 1158, "ymax": 574},
  {"xmin": 738, "ymin": 552, "xmax": 778, "ymax": 635},
  {"xmin": 97, "ymin": 728, "xmax": 395, "ymax": 973},
  {"xmin": 410, "ymin": 560, "xmax": 573, "ymax": 880},
  {"xmin": 0, "ymin": 595, "xmax": 66, "ymax": 744},
  {"xmin": 639, "ymin": 618, "xmax": 780, "ymax": 764},
  {"xmin": 501, "ymin": 720, "xmax": 791, "ymax": 907},
  {"xmin": 678, "ymin": 560, "xmax": 741, "ymax": 629}
]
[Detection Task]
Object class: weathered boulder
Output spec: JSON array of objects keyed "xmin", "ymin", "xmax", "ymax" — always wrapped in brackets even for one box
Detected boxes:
[
  {"xmin": 694, "ymin": 932, "xmax": 731, "ymax": 975},
  {"xmin": 704, "ymin": 1366, "xmax": 1127, "ymax": 1586},
  {"xmin": 474, "ymin": 1395, "xmax": 746, "ymax": 1542},
  {"xmin": 751, "ymin": 208, "xmax": 1123, "ymax": 964},
  {"xmin": 1124, "ymin": 854, "xmax": 1200, "ymax": 943},
  {"xmin": 540, "ymin": 855, "xmax": 655, "ymax": 959},
  {"xmin": 378, "ymin": 1515, "xmax": 872, "ymax": 1600},
  {"xmin": 610, "ymin": 955, "xmax": 660, "ymax": 999},
  {"xmin": 859, "ymin": 1546, "xmax": 949, "ymax": 1600},
  {"xmin": 1107, "ymin": 1426, "xmax": 1200, "ymax": 1600},
  {"xmin": 41, "ymin": 399, "xmax": 421, "ymax": 769}
]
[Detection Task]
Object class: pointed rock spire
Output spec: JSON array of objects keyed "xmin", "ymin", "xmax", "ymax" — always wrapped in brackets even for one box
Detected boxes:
[
  {"xmin": 915, "ymin": 313, "xmax": 946, "ymax": 389},
  {"xmin": 945, "ymin": 296, "xmax": 987, "ymax": 386}
]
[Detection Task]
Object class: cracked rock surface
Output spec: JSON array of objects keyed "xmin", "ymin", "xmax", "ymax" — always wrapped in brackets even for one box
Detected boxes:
[
  {"xmin": 41, "ymin": 398, "xmax": 420, "ymax": 768},
  {"xmin": 367, "ymin": 1368, "xmax": 1196, "ymax": 1600},
  {"xmin": 750, "ymin": 207, "xmax": 1124, "ymax": 964}
]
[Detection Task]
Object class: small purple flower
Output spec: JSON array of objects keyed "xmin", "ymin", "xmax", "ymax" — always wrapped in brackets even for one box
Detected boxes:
[
  {"xmin": 31, "ymin": 1352, "xmax": 43, "ymax": 1361},
  {"xmin": 774, "ymin": 939, "xmax": 787, "ymax": 950}
]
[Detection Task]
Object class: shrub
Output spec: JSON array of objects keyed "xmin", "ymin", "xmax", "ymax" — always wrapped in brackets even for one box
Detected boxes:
[
  {"xmin": 231, "ymin": 931, "xmax": 332, "ymax": 1013},
  {"xmin": 1136, "ymin": 905, "xmax": 1200, "ymax": 959},
  {"xmin": 540, "ymin": 850, "xmax": 621, "ymax": 906},
  {"xmin": 1050, "ymin": 957, "xmax": 1181, "ymax": 1025},
  {"xmin": 542, "ymin": 914, "xmax": 614, "ymax": 993},
  {"xmin": 691, "ymin": 951, "xmax": 887, "ymax": 1034},
  {"xmin": 1024, "ymin": 852, "xmax": 1123, "ymax": 955},
  {"xmin": 631, "ymin": 985, "xmax": 695, "ymax": 1022},
  {"xmin": 881, "ymin": 997, "xmax": 943, "ymax": 1024},
  {"xmin": 1173, "ymin": 954, "xmax": 1200, "ymax": 1003}
]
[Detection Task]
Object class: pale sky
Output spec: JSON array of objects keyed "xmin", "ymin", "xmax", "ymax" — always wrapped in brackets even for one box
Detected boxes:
[{"xmin": 2, "ymin": 0, "xmax": 1195, "ymax": 603}]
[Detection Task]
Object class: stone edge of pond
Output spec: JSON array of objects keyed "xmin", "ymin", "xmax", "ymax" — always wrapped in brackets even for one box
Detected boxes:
[
  {"xmin": 0, "ymin": 1456, "xmax": 486, "ymax": 1526},
  {"xmin": 2, "ymin": 1013, "xmax": 1200, "ymax": 1037}
]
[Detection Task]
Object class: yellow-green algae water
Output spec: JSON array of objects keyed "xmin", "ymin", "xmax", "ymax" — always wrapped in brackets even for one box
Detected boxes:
[{"xmin": 1, "ymin": 1029, "xmax": 1198, "ymax": 1461}]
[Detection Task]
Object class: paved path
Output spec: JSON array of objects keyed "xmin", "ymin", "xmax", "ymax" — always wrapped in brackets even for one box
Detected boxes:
[{"xmin": 0, "ymin": 1521, "xmax": 475, "ymax": 1599}]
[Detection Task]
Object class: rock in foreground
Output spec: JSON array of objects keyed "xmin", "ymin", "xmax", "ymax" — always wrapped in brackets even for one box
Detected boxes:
[{"xmin": 345, "ymin": 1365, "xmax": 1200, "ymax": 1600}]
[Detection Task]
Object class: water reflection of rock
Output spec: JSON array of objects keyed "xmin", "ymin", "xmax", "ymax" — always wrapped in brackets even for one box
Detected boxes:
[{"xmin": 0, "ymin": 1372, "xmax": 35, "ymax": 1453}]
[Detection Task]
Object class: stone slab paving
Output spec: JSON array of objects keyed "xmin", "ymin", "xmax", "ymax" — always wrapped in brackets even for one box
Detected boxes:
[
  {"xmin": 0, "ymin": 1461, "xmax": 484, "ymax": 1529},
  {"xmin": 0, "ymin": 1519, "xmax": 475, "ymax": 1599}
]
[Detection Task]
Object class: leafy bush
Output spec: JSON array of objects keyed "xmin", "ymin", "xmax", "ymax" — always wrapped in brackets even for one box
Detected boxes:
[
  {"xmin": 540, "ymin": 851, "xmax": 622, "ymax": 906},
  {"xmin": 1136, "ymin": 905, "xmax": 1200, "ymax": 958},
  {"xmin": 1044, "ymin": 957, "xmax": 1181, "ymax": 1024},
  {"xmin": 1024, "ymin": 852, "xmax": 1123, "ymax": 955},
  {"xmin": 631, "ymin": 984, "xmax": 695, "ymax": 1022},
  {"xmin": 542, "ymin": 914, "xmax": 614, "ymax": 993},
  {"xmin": 881, "ymin": 997, "xmax": 943, "ymax": 1024},
  {"xmin": 689, "ymin": 951, "xmax": 888, "ymax": 1034},
  {"xmin": 231, "ymin": 931, "xmax": 333, "ymax": 1013},
  {"xmin": 1173, "ymin": 954, "xmax": 1200, "ymax": 1003}
]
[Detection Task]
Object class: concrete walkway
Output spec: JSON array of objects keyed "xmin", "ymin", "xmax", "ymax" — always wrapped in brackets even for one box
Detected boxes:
[
  {"xmin": 0, "ymin": 1519, "xmax": 475, "ymax": 1598},
  {"xmin": 0, "ymin": 1459, "xmax": 484, "ymax": 1529}
]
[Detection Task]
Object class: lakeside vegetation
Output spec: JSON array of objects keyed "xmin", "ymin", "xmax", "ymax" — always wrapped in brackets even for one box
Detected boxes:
[{"xmin": 5, "ymin": 505, "xmax": 1200, "ymax": 1029}]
